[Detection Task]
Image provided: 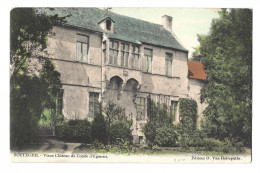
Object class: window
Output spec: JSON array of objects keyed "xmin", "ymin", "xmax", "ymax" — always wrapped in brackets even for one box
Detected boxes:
[
  {"xmin": 106, "ymin": 20, "xmax": 112, "ymax": 30},
  {"xmin": 89, "ymin": 92, "xmax": 99, "ymax": 118},
  {"xmin": 144, "ymin": 48, "xmax": 153, "ymax": 73},
  {"xmin": 165, "ymin": 53, "xmax": 173, "ymax": 76},
  {"xmin": 170, "ymin": 101, "xmax": 178, "ymax": 121},
  {"xmin": 109, "ymin": 40, "xmax": 119, "ymax": 65},
  {"xmin": 130, "ymin": 45, "xmax": 140, "ymax": 69},
  {"xmin": 121, "ymin": 43, "xmax": 130, "ymax": 67},
  {"xmin": 137, "ymin": 97, "xmax": 145, "ymax": 121},
  {"xmin": 76, "ymin": 34, "xmax": 89, "ymax": 62}
]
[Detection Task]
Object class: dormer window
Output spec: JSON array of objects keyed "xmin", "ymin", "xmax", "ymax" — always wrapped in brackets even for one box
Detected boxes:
[
  {"xmin": 98, "ymin": 17, "xmax": 115, "ymax": 33},
  {"xmin": 106, "ymin": 20, "xmax": 112, "ymax": 30}
]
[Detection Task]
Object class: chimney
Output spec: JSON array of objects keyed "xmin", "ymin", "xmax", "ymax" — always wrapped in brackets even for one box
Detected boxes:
[{"xmin": 161, "ymin": 15, "xmax": 172, "ymax": 31}]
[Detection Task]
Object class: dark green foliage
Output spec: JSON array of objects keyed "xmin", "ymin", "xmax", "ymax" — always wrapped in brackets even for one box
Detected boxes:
[
  {"xmin": 10, "ymin": 60, "xmax": 63, "ymax": 149},
  {"xmin": 91, "ymin": 110, "xmax": 108, "ymax": 144},
  {"xmin": 39, "ymin": 59, "xmax": 64, "ymax": 127},
  {"xmin": 201, "ymin": 138, "xmax": 244, "ymax": 153},
  {"xmin": 143, "ymin": 97, "xmax": 177, "ymax": 147},
  {"xmin": 154, "ymin": 126, "xmax": 178, "ymax": 147},
  {"xmin": 10, "ymin": 8, "xmax": 67, "ymax": 63},
  {"xmin": 143, "ymin": 121, "xmax": 156, "ymax": 147},
  {"xmin": 179, "ymin": 98, "xmax": 197, "ymax": 130},
  {"xmin": 56, "ymin": 120, "xmax": 91, "ymax": 143},
  {"xmin": 199, "ymin": 9, "xmax": 252, "ymax": 147},
  {"xmin": 103, "ymin": 102, "xmax": 133, "ymax": 144},
  {"xmin": 109, "ymin": 121, "xmax": 133, "ymax": 145},
  {"xmin": 10, "ymin": 8, "xmax": 66, "ymax": 150},
  {"xmin": 177, "ymin": 98, "xmax": 198, "ymax": 148},
  {"xmin": 10, "ymin": 76, "xmax": 42, "ymax": 149}
]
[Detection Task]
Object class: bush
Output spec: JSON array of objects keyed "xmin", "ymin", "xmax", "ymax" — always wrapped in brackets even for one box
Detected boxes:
[
  {"xmin": 56, "ymin": 120, "xmax": 91, "ymax": 143},
  {"xmin": 177, "ymin": 98, "xmax": 199, "ymax": 148},
  {"xmin": 235, "ymin": 142, "xmax": 246, "ymax": 153},
  {"xmin": 203, "ymin": 138, "xmax": 224, "ymax": 151},
  {"xmin": 143, "ymin": 98, "xmax": 178, "ymax": 148},
  {"xmin": 179, "ymin": 98, "xmax": 197, "ymax": 130},
  {"xmin": 143, "ymin": 120, "xmax": 178, "ymax": 148},
  {"xmin": 103, "ymin": 102, "xmax": 133, "ymax": 145},
  {"xmin": 177, "ymin": 127, "xmax": 205, "ymax": 148},
  {"xmin": 91, "ymin": 112, "xmax": 107, "ymax": 144},
  {"xmin": 143, "ymin": 121, "xmax": 156, "ymax": 147},
  {"xmin": 154, "ymin": 126, "xmax": 178, "ymax": 147},
  {"xmin": 109, "ymin": 120, "xmax": 133, "ymax": 145},
  {"xmin": 202, "ymin": 138, "xmax": 238, "ymax": 153}
]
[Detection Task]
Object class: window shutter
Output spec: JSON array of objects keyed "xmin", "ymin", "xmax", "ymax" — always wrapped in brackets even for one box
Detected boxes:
[
  {"xmin": 147, "ymin": 56, "xmax": 152, "ymax": 73},
  {"xmin": 76, "ymin": 42, "xmax": 82, "ymax": 61},
  {"xmin": 82, "ymin": 43, "xmax": 88, "ymax": 62}
]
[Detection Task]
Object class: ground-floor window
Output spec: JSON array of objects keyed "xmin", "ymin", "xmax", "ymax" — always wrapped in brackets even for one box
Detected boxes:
[
  {"xmin": 89, "ymin": 92, "xmax": 99, "ymax": 118},
  {"xmin": 171, "ymin": 100, "xmax": 178, "ymax": 121},
  {"xmin": 137, "ymin": 97, "xmax": 146, "ymax": 121}
]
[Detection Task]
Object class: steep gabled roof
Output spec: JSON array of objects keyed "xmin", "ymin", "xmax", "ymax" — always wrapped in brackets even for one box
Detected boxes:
[
  {"xmin": 37, "ymin": 8, "xmax": 188, "ymax": 52},
  {"xmin": 188, "ymin": 61, "xmax": 206, "ymax": 80}
]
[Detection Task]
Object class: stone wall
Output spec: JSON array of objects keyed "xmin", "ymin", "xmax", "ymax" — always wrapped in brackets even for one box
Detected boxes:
[
  {"xmin": 188, "ymin": 79, "xmax": 208, "ymax": 124},
  {"xmin": 45, "ymin": 25, "xmax": 191, "ymax": 142}
]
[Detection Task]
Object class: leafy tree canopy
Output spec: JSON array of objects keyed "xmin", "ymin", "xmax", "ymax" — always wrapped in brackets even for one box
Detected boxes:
[
  {"xmin": 199, "ymin": 9, "xmax": 252, "ymax": 147},
  {"xmin": 10, "ymin": 8, "xmax": 67, "ymax": 149}
]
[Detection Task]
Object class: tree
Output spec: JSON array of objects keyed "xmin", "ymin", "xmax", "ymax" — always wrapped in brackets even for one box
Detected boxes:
[
  {"xmin": 199, "ymin": 9, "xmax": 252, "ymax": 147},
  {"xmin": 91, "ymin": 103, "xmax": 108, "ymax": 144},
  {"xmin": 103, "ymin": 102, "xmax": 132, "ymax": 144},
  {"xmin": 10, "ymin": 8, "xmax": 66, "ymax": 149}
]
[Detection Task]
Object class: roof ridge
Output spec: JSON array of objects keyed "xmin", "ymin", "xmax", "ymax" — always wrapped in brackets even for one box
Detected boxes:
[{"xmin": 97, "ymin": 8, "xmax": 163, "ymax": 27}]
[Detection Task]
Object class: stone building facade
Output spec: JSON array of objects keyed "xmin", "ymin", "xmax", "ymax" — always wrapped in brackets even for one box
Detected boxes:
[
  {"xmin": 37, "ymin": 8, "xmax": 206, "ymax": 143},
  {"xmin": 187, "ymin": 61, "xmax": 207, "ymax": 125}
]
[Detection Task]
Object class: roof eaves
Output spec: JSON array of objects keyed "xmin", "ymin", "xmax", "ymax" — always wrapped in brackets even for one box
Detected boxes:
[
  {"xmin": 61, "ymin": 23, "xmax": 103, "ymax": 34},
  {"xmin": 141, "ymin": 41, "xmax": 189, "ymax": 53}
]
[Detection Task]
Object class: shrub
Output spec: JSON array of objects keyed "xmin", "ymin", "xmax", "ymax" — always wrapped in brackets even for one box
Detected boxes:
[
  {"xmin": 56, "ymin": 120, "xmax": 91, "ymax": 143},
  {"xmin": 109, "ymin": 120, "xmax": 133, "ymax": 145},
  {"xmin": 235, "ymin": 141, "xmax": 246, "ymax": 153},
  {"xmin": 91, "ymin": 112, "xmax": 107, "ymax": 144},
  {"xmin": 179, "ymin": 98, "xmax": 197, "ymax": 130},
  {"xmin": 154, "ymin": 126, "xmax": 178, "ymax": 147},
  {"xmin": 203, "ymin": 138, "xmax": 224, "ymax": 151},
  {"xmin": 177, "ymin": 98, "xmax": 199, "ymax": 148},
  {"xmin": 103, "ymin": 102, "xmax": 133, "ymax": 145},
  {"xmin": 143, "ymin": 98, "xmax": 178, "ymax": 147},
  {"xmin": 143, "ymin": 121, "xmax": 156, "ymax": 147},
  {"xmin": 202, "ymin": 138, "xmax": 238, "ymax": 153}
]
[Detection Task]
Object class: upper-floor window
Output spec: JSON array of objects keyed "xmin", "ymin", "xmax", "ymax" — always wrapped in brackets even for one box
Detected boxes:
[
  {"xmin": 76, "ymin": 34, "xmax": 89, "ymax": 62},
  {"xmin": 89, "ymin": 92, "xmax": 99, "ymax": 118},
  {"xmin": 109, "ymin": 40, "xmax": 119, "ymax": 65},
  {"xmin": 165, "ymin": 53, "xmax": 173, "ymax": 76},
  {"xmin": 121, "ymin": 43, "xmax": 130, "ymax": 67},
  {"xmin": 106, "ymin": 20, "xmax": 112, "ymax": 31},
  {"xmin": 130, "ymin": 45, "xmax": 140, "ymax": 69},
  {"xmin": 144, "ymin": 48, "xmax": 153, "ymax": 73}
]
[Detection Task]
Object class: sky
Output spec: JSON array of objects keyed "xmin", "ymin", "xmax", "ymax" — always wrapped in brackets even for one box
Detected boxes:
[{"xmin": 111, "ymin": 8, "xmax": 220, "ymax": 58}]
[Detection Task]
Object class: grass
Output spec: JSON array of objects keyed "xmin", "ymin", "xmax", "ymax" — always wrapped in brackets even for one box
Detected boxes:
[
  {"xmin": 11, "ymin": 138, "xmax": 251, "ymax": 156},
  {"xmin": 72, "ymin": 143, "xmax": 250, "ymax": 156}
]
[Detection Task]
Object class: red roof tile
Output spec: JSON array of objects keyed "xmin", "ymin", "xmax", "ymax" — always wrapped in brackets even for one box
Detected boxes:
[{"xmin": 188, "ymin": 61, "xmax": 206, "ymax": 80}]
